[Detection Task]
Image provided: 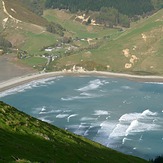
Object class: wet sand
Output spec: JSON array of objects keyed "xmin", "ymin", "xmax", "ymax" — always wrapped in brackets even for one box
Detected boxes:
[{"xmin": 1, "ymin": 70, "xmax": 163, "ymax": 93}]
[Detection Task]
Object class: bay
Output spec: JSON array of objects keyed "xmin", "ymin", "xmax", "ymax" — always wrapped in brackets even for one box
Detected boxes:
[{"xmin": 1, "ymin": 76, "xmax": 163, "ymax": 160}]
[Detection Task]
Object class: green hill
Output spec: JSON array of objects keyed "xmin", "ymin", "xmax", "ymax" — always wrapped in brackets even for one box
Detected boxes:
[
  {"xmin": 52, "ymin": 8, "xmax": 163, "ymax": 75},
  {"xmin": 33, "ymin": 6, "xmax": 163, "ymax": 74},
  {"xmin": 0, "ymin": 101, "xmax": 149, "ymax": 163},
  {"xmin": 0, "ymin": 0, "xmax": 163, "ymax": 74}
]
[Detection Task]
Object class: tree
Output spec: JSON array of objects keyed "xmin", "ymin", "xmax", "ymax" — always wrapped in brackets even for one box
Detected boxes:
[
  {"xmin": 46, "ymin": 22, "xmax": 65, "ymax": 36},
  {"xmin": 96, "ymin": 7, "xmax": 130, "ymax": 28},
  {"xmin": 0, "ymin": 36, "xmax": 12, "ymax": 50},
  {"xmin": 151, "ymin": 156, "xmax": 163, "ymax": 163},
  {"xmin": 44, "ymin": 0, "xmax": 154, "ymax": 17},
  {"xmin": 86, "ymin": 17, "xmax": 91, "ymax": 25},
  {"xmin": 119, "ymin": 14, "xmax": 130, "ymax": 28}
]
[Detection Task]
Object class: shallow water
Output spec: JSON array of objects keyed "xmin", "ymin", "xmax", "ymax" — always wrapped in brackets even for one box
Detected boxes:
[{"xmin": 1, "ymin": 76, "xmax": 163, "ymax": 160}]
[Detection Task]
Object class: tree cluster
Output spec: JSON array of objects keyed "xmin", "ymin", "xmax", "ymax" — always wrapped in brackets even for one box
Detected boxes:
[
  {"xmin": 20, "ymin": 0, "xmax": 163, "ymax": 17},
  {"xmin": 96, "ymin": 7, "xmax": 130, "ymax": 28},
  {"xmin": 46, "ymin": 22, "xmax": 65, "ymax": 36},
  {"xmin": 45, "ymin": 0, "xmax": 154, "ymax": 17},
  {"xmin": 151, "ymin": 156, "xmax": 163, "ymax": 163},
  {"xmin": 0, "ymin": 36, "xmax": 12, "ymax": 51}
]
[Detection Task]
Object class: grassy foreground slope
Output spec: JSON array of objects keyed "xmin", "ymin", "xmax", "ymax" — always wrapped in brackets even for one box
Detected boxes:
[{"xmin": 0, "ymin": 101, "xmax": 148, "ymax": 163}]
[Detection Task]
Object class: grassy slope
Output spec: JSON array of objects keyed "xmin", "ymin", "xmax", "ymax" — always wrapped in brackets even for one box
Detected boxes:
[
  {"xmin": 4, "ymin": 0, "xmax": 47, "ymax": 26},
  {"xmin": 0, "ymin": 0, "xmax": 60, "ymax": 68},
  {"xmin": 0, "ymin": 101, "xmax": 148, "ymax": 163},
  {"xmin": 1, "ymin": 0, "xmax": 59, "ymax": 54},
  {"xmin": 43, "ymin": 9, "xmax": 119, "ymax": 39},
  {"xmin": 1, "ymin": 1, "xmax": 163, "ymax": 75},
  {"xmin": 52, "ymin": 9, "xmax": 163, "ymax": 75}
]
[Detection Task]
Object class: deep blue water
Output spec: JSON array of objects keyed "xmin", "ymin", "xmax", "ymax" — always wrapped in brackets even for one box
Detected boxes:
[{"xmin": 1, "ymin": 76, "xmax": 163, "ymax": 160}]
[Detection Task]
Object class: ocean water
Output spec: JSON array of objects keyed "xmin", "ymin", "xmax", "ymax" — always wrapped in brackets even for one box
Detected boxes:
[{"xmin": 1, "ymin": 76, "xmax": 163, "ymax": 160}]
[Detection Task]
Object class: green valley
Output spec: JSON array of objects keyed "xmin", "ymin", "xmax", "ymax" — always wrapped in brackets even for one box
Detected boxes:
[{"xmin": 0, "ymin": 0, "xmax": 162, "ymax": 75}]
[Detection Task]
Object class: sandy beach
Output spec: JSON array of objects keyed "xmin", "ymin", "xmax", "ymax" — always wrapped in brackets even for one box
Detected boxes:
[{"xmin": 1, "ymin": 70, "xmax": 163, "ymax": 93}]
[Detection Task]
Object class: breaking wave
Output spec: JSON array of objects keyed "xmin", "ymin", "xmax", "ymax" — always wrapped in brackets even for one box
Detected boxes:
[
  {"xmin": 0, "ymin": 76, "xmax": 62, "ymax": 98},
  {"xmin": 56, "ymin": 114, "xmax": 69, "ymax": 118},
  {"xmin": 77, "ymin": 79, "xmax": 108, "ymax": 92},
  {"xmin": 61, "ymin": 93, "xmax": 102, "ymax": 101},
  {"xmin": 93, "ymin": 110, "xmax": 110, "ymax": 116},
  {"xmin": 109, "ymin": 109, "xmax": 161, "ymax": 139}
]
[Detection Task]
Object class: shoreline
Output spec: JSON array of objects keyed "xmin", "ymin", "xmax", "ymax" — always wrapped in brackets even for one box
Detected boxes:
[{"xmin": 1, "ymin": 71, "xmax": 163, "ymax": 92}]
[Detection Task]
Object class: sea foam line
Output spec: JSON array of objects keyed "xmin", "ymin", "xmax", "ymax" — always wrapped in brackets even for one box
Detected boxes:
[{"xmin": 0, "ymin": 76, "xmax": 62, "ymax": 98}]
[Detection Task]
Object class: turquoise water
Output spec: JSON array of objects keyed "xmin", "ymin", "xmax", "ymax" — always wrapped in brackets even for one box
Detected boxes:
[{"xmin": 1, "ymin": 76, "xmax": 163, "ymax": 160}]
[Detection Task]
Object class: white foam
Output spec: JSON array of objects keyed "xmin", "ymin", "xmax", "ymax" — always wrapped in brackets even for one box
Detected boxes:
[
  {"xmin": 53, "ymin": 110, "xmax": 62, "ymax": 113},
  {"xmin": 121, "ymin": 86, "xmax": 133, "ymax": 90},
  {"xmin": 41, "ymin": 107, "xmax": 46, "ymax": 112},
  {"xmin": 74, "ymin": 123, "xmax": 90, "ymax": 136},
  {"xmin": 66, "ymin": 125, "xmax": 79, "ymax": 130},
  {"xmin": 74, "ymin": 130, "xmax": 85, "ymax": 135},
  {"xmin": 80, "ymin": 117, "xmax": 97, "ymax": 121},
  {"xmin": 125, "ymin": 120, "xmax": 139, "ymax": 136},
  {"xmin": 109, "ymin": 124, "xmax": 129, "ymax": 138},
  {"xmin": 39, "ymin": 110, "xmax": 56, "ymax": 115},
  {"xmin": 122, "ymin": 137, "xmax": 131, "ymax": 144},
  {"xmin": 119, "ymin": 113, "xmax": 140, "ymax": 122},
  {"xmin": 63, "ymin": 110, "xmax": 72, "ymax": 113},
  {"xmin": 139, "ymin": 135, "xmax": 143, "ymax": 141},
  {"xmin": 141, "ymin": 109, "xmax": 157, "ymax": 116},
  {"xmin": 83, "ymin": 126, "xmax": 94, "ymax": 136},
  {"xmin": 56, "ymin": 114, "xmax": 69, "ymax": 118},
  {"xmin": 94, "ymin": 122, "xmax": 118, "ymax": 146},
  {"xmin": 119, "ymin": 109, "xmax": 158, "ymax": 123},
  {"xmin": 67, "ymin": 114, "xmax": 78, "ymax": 122},
  {"xmin": 32, "ymin": 107, "xmax": 44, "ymax": 114},
  {"xmin": 0, "ymin": 76, "xmax": 62, "ymax": 98},
  {"xmin": 93, "ymin": 110, "xmax": 110, "ymax": 116},
  {"xmin": 61, "ymin": 93, "xmax": 102, "ymax": 101},
  {"xmin": 108, "ymin": 109, "xmax": 161, "ymax": 139},
  {"xmin": 125, "ymin": 120, "xmax": 160, "ymax": 136},
  {"xmin": 97, "ymin": 121, "xmax": 116, "ymax": 136},
  {"xmin": 39, "ymin": 117, "xmax": 53, "ymax": 123},
  {"xmin": 80, "ymin": 92, "xmax": 92, "ymax": 96},
  {"xmin": 145, "ymin": 82, "xmax": 163, "ymax": 85},
  {"xmin": 122, "ymin": 100, "xmax": 132, "ymax": 105},
  {"xmin": 117, "ymin": 109, "xmax": 161, "ymax": 137},
  {"xmin": 32, "ymin": 107, "xmax": 62, "ymax": 115},
  {"xmin": 105, "ymin": 116, "xmax": 111, "ymax": 119},
  {"xmin": 77, "ymin": 79, "xmax": 107, "ymax": 92},
  {"xmin": 61, "ymin": 96, "xmax": 91, "ymax": 101}
]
